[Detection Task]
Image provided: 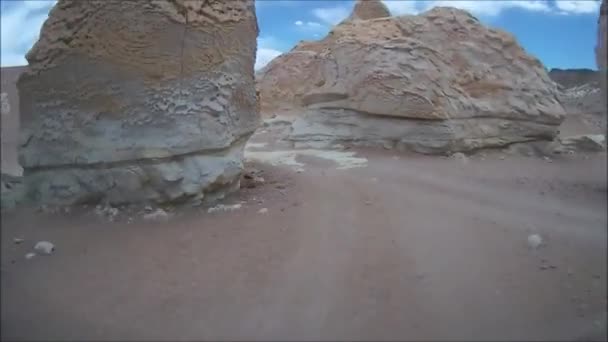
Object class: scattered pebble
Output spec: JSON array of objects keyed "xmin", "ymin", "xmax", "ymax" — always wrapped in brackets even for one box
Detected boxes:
[
  {"xmin": 207, "ymin": 204, "xmax": 242, "ymax": 214},
  {"xmin": 527, "ymin": 234, "xmax": 543, "ymax": 249},
  {"xmin": 499, "ymin": 155, "xmax": 506, "ymax": 160},
  {"xmin": 13, "ymin": 238, "xmax": 24, "ymax": 244},
  {"xmin": 34, "ymin": 241, "xmax": 55, "ymax": 255},
  {"xmin": 365, "ymin": 200, "xmax": 372, "ymax": 205},
  {"xmin": 25, "ymin": 253, "xmax": 36, "ymax": 260},
  {"xmin": 275, "ymin": 184, "xmax": 287, "ymax": 190},
  {"xmin": 539, "ymin": 265, "xmax": 549, "ymax": 270},
  {"xmin": 295, "ymin": 168, "xmax": 304, "ymax": 173},
  {"xmin": 143, "ymin": 208, "xmax": 169, "ymax": 222},
  {"xmin": 258, "ymin": 208, "xmax": 268, "ymax": 214},
  {"xmin": 543, "ymin": 156, "xmax": 553, "ymax": 163},
  {"xmin": 95, "ymin": 204, "xmax": 119, "ymax": 221},
  {"xmin": 451, "ymin": 152, "xmax": 468, "ymax": 163}
]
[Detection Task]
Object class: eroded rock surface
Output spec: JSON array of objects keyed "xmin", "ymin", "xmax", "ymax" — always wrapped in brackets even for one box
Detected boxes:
[
  {"xmin": 18, "ymin": 0, "xmax": 259, "ymax": 205},
  {"xmin": 257, "ymin": 3, "xmax": 565, "ymax": 154}
]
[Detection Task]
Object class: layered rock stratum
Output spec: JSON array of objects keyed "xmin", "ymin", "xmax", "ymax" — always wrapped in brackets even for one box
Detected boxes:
[
  {"xmin": 257, "ymin": 3, "xmax": 565, "ymax": 153},
  {"xmin": 18, "ymin": 0, "xmax": 259, "ymax": 205}
]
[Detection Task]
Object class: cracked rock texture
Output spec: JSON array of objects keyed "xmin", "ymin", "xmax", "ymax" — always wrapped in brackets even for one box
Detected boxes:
[
  {"xmin": 18, "ymin": 0, "xmax": 259, "ymax": 205},
  {"xmin": 257, "ymin": 4, "xmax": 565, "ymax": 153}
]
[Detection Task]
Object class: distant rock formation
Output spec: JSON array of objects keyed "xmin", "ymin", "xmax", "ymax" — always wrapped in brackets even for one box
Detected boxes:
[
  {"xmin": 597, "ymin": 0, "xmax": 607, "ymax": 71},
  {"xmin": 549, "ymin": 68, "xmax": 604, "ymax": 117},
  {"xmin": 18, "ymin": 0, "xmax": 259, "ymax": 206},
  {"xmin": 257, "ymin": 3, "xmax": 565, "ymax": 154},
  {"xmin": 596, "ymin": 0, "xmax": 607, "ymax": 110},
  {"xmin": 549, "ymin": 68, "xmax": 599, "ymax": 89}
]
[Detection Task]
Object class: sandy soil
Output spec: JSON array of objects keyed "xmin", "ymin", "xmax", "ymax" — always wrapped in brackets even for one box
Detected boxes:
[{"xmin": 2, "ymin": 145, "xmax": 606, "ymax": 341}]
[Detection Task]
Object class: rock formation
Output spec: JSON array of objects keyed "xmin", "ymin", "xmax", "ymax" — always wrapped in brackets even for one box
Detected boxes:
[
  {"xmin": 549, "ymin": 68, "xmax": 599, "ymax": 89},
  {"xmin": 257, "ymin": 4, "xmax": 565, "ymax": 154},
  {"xmin": 342, "ymin": 0, "xmax": 390, "ymax": 22},
  {"xmin": 18, "ymin": 0, "xmax": 259, "ymax": 206},
  {"xmin": 596, "ymin": 0, "xmax": 607, "ymax": 110},
  {"xmin": 549, "ymin": 69, "xmax": 604, "ymax": 118}
]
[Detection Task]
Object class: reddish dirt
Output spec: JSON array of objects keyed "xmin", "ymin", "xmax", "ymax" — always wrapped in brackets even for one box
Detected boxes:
[{"xmin": 1, "ymin": 150, "xmax": 606, "ymax": 341}]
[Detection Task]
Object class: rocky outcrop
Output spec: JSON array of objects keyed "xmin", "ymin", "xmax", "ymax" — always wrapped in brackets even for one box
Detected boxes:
[
  {"xmin": 549, "ymin": 69, "xmax": 604, "ymax": 117},
  {"xmin": 18, "ymin": 0, "xmax": 259, "ymax": 206},
  {"xmin": 553, "ymin": 134, "xmax": 606, "ymax": 153},
  {"xmin": 549, "ymin": 69, "xmax": 599, "ymax": 89},
  {"xmin": 596, "ymin": 0, "xmax": 607, "ymax": 111},
  {"xmin": 597, "ymin": 0, "xmax": 607, "ymax": 72},
  {"xmin": 258, "ymin": 4, "xmax": 565, "ymax": 154},
  {"xmin": 342, "ymin": 0, "xmax": 390, "ymax": 22}
]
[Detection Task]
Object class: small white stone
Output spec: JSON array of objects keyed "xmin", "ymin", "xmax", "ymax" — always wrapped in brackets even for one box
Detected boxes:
[
  {"xmin": 25, "ymin": 253, "xmax": 36, "ymax": 260},
  {"xmin": 143, "ymin": 208, "xmax": 169, "ymax": 222},
  {"xmin": 207, "ymin": 204, "xmax": 242, "ymax": 214},
  {"xmin": 527, "ymin": 234, "xmax": 543, "ymax": 249},
  {"xmin": 34, "ymin": 241, "xmax": 55, "ymax": 254},
  {"xmin": 13, "ymin": 238, "xmax": 24, "ymax": 244},
  {"xmin": 451, "ymin": 152, "xmax": 468, "ymax": 163},
  {"xmin": 258, "ymin": 208, "xmax": 268, "ymax": 214}
]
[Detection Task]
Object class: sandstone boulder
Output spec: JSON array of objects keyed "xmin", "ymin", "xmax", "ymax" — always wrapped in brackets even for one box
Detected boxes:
[
  {"xmin": 18, "ymin": 0, "xmax": 259, "ymax": 205},
  {"xmin": 258, "ymin": 4, "xmax": 565, "ymax": 153}
]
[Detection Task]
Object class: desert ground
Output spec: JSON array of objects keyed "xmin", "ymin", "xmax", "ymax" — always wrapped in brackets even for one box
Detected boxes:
[
  {"xmin": 2, "ymin": 125, "xmax": 607, "ymax": 340},
  {"xmin": 1, "ymin": 1, "xmax": 607, "ymax": 340}
]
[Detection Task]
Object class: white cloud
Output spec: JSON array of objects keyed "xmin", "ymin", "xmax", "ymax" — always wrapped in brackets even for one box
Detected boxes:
[
  {"xmin": 255, "ymin": 36, "xmax": 283, "ymax": 70},
  {"xmin": 1, "ymin": 0, "xmax": 56, "ymax": 67},
  {"xmin": 256, "ymin": 0, "xmax": 303, "ymax": 8},
  {"xmin": 294, "ymin": 20, "xmax": 325, "ymax": 31},
  {"xmin": 312, "ymin": 6, "xmax": 351, "ymax": 25},
  {"xmin": 306, "ymin": 21, "xmax": 323, "ymax": 28},
  {"xmin": 554, "ymin": 0, "xmax": 600, "ymax": 14},
  {"xmin": 382, "ymin": 0, "xmax": 420, "ymax": 15},
  {"xmin": 422, "ymin": 1, "xmax": 551, "ymax": 17}
]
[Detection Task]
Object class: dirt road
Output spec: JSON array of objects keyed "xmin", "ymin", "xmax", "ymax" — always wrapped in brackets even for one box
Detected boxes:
[{"xmin": 1, "ymin": 150, "xmax": 606, "ymax": 341}]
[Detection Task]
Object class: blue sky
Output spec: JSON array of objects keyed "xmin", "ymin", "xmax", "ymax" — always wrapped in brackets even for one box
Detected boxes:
[{"xmin": 1, "ymin": 0, "xmax": 603, "ymax": 70}]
